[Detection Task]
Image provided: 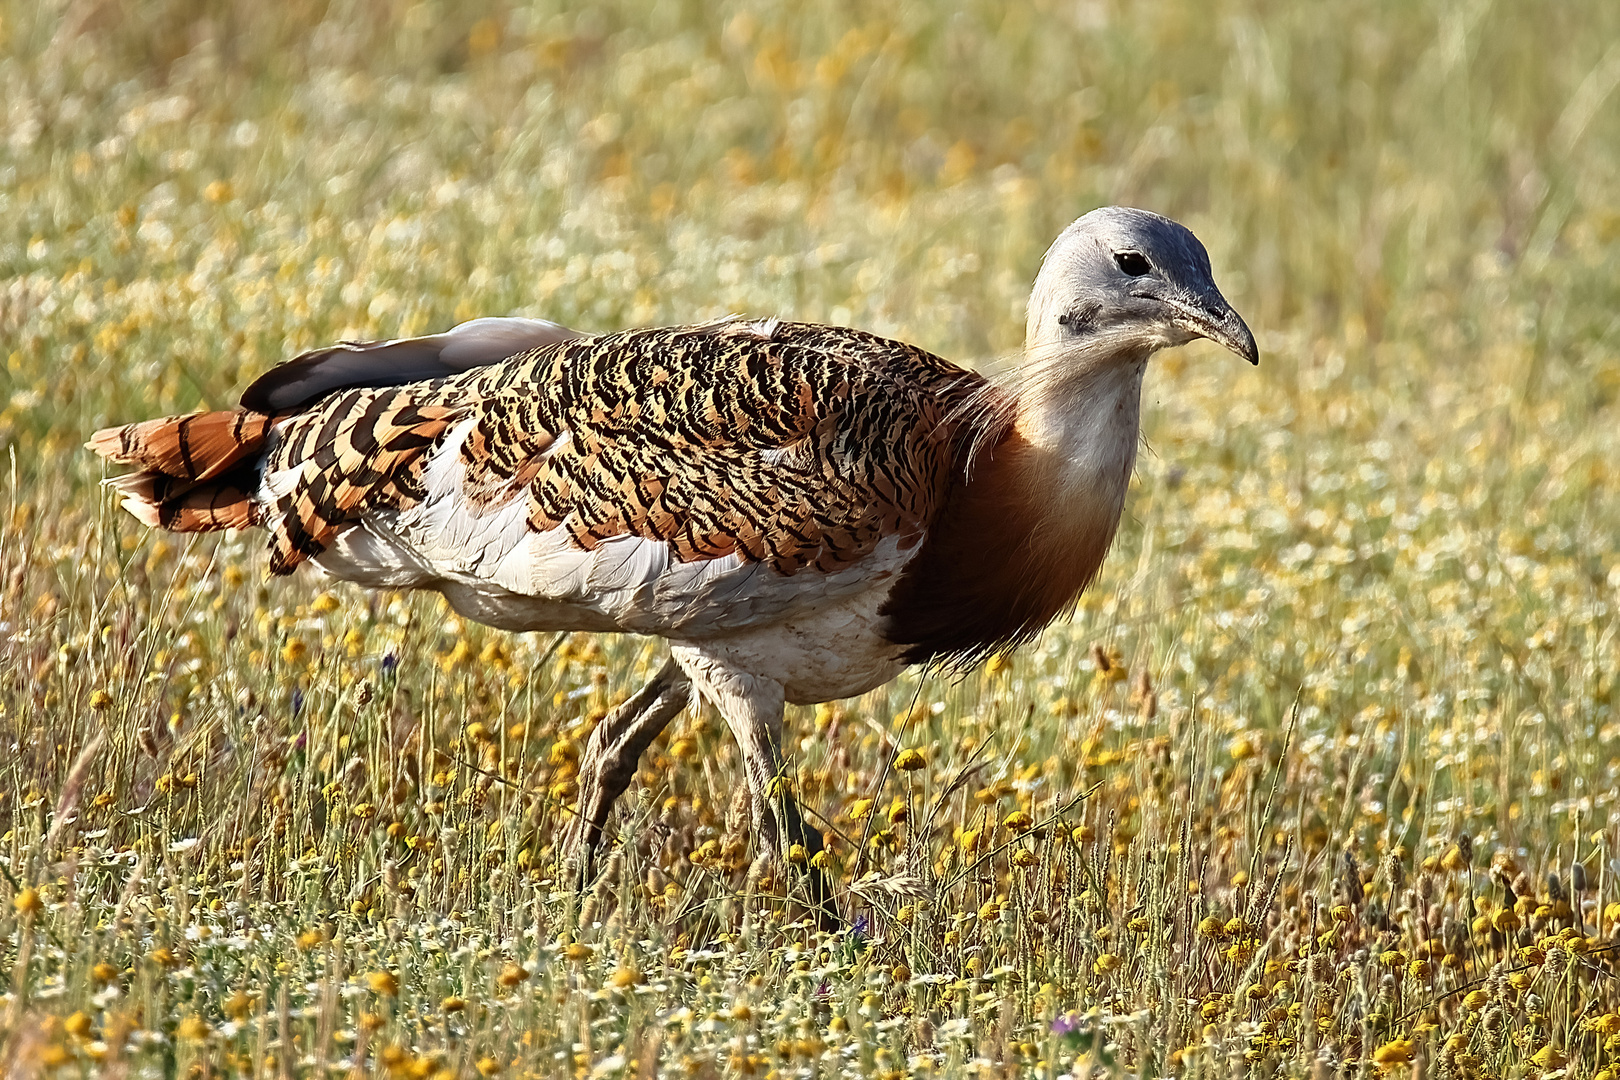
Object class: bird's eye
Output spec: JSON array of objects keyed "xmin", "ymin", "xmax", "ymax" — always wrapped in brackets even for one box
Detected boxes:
[{"xmin": 1114, "ymin": 251, "xmax": 1152, "ymax": 276}]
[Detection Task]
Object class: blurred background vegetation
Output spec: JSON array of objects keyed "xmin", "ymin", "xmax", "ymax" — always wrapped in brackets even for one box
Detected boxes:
[
  {"xmin": 5, "ymin": 0, "xmax": 1618, "ymax": 442},
  {"xmin": 4, "ymin": 0, "xmax": 1620, "ymax": 1076}
]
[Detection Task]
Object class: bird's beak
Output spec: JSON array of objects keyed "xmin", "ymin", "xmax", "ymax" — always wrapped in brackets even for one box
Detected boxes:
[{"xmin": 1182, "ymin": 292, "xmax": 1259, "ymax": 366}]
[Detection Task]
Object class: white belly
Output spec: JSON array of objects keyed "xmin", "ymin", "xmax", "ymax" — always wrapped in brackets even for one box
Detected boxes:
[
  {"xmin": 672, "ymin": 586, "xmax": 908, "ymax": 704},
  {"xmin": 309, "ymin": 512, "xmax": 915, "ymax": 703}
]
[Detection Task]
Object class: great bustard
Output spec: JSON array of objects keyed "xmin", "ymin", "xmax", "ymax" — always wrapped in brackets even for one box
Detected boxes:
[{"xmin": 89, "ymin": 206, "xmax": 1256, "ymax": 920}]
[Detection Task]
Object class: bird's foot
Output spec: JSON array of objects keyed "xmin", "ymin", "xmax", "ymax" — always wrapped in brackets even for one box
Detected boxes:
[{"xmin": 750, "ymin": 797, "xmax": 840, "ymax": 931}]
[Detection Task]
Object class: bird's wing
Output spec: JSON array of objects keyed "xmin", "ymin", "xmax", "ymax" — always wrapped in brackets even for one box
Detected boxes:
[
  {"xmin": 259, "ymin": 319, "xmax": 983, "ymax": 634},
  {"xmin": 241, "ymin": 316, "xmax": 587, "ymax": 412}
]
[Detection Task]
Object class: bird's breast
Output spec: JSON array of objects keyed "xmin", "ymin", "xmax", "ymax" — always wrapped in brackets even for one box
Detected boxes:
[{"xmin": 878, "ymin": 359, "xmax": 1148, "ymax": 665}]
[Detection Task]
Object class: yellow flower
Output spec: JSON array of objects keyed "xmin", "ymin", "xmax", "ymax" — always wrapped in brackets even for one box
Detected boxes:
[
  {"xmin": 1371, "ymin": 1039, "xmax": 1414, "ymax": 1068},
  {"xmin": 564, "ymin": 943, "xmax": 593, "ymax": 962},
  {"xmin": 497, "ymin": 964, "xmax": 531, "ymax": 987},
  {"xmin": 1002, "ymin": 810, "xmax": 1033, "ymax": 832},
  {"xmin": 608, "ymin": 966, "xmax": 642, "ymax": 988},
  {"xmin": 1093, "ymin": 953, "xmax": 1124, "ymax": 974},
  {"xmin": 64, "ymin": 1012, "xmax": 92, "ymax": 1038},
  {"xmin": 1197, "ymin": 916, "xmax": 1225, "ymax": 938},
  {"xmin": 12, "ymin": 887, "xmax": 42, "ymax": 915},
  {"xmin": 441, "ymin": 639, "xmax": 473, "ymax": 670},
  {"xmin": 89, "ymin": 689, "xmax": 113, "ymax": 710},
  {"xmin": 441, "ymin": 996, "xmax": 466, "ymax": 1012},
  {"xmin": 1012, "ymin": 848, "xmax": 1039, "ymax": 867},
  {"xmin": 1530, "ymin": 1046, "xmax": 1566, "ymax": 1070},
  {"xmin": 367, "ymin": 971, "xmax": 400, "ymax": 996},
  {"xmin": 894, "ymin": 748, "xmax": 926, "ymax": 771},
  {"xmin": 224, "ymin": 991, "xmax": 253, "ymax": 1020},
  {"xmin": 177, "ymin": 1015, "xmax": 210, "ymax": 1041}
]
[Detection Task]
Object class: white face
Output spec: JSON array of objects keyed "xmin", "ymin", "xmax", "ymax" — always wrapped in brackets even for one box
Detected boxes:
[{"xmin": 1025, "ymin": 207, "xmax": 1257, "ymax": 368}]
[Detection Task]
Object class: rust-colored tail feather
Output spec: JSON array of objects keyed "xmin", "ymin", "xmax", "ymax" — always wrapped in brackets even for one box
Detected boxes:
[{"xmin": 87, "ymin": 408, "xmax": 274, "ymax": 533}]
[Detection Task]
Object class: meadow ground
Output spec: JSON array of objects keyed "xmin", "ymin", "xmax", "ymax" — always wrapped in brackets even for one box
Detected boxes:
[{"xmin": 3, "ymin": 1, "xmax": 1620, "ymax": 1076}]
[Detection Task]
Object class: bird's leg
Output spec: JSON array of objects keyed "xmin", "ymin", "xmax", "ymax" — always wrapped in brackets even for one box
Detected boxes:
[
  {"xmin": 767, "ymin": 774, "xmax": 836, "ymax": 928},
  {"xmin": 566, "ymin": 656, "xmax": 690, "ymax": 885},
  {"xmin": 672, "ymin": 649, "xmax": 839, "ymax": 929}
]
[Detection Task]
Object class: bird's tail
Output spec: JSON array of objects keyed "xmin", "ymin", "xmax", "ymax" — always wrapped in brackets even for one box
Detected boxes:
[{"xmin": 86, "ymin": 409, "xmax": 276, "ymax": 532}]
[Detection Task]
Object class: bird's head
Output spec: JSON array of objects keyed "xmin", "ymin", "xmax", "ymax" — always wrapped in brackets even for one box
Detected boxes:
[{"xmin": 1024, "ymin": 206, "xmax": 1258, "ymax": 369}]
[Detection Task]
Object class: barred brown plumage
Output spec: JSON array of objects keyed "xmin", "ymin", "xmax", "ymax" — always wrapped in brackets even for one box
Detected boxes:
[{"xmin": 88, "ymin": 207, "xmax": 1257, "ymax": 925}]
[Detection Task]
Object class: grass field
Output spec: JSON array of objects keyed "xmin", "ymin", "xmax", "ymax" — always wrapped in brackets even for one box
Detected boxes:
[{"xmin": 4, "ymin": 0, "xmax": 1620, "ymax": 1076}]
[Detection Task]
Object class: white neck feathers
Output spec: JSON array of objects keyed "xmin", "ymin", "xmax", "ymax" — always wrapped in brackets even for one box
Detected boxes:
[{"xmin": 991, "ymin": 344, "xmax": 1149, "ymax": 539}]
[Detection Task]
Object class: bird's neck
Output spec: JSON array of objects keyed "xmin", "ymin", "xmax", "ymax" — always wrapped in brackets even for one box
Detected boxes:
[{"xmin": 1003, "ymin": 350, "xmax": 1150, "ymax": 526}]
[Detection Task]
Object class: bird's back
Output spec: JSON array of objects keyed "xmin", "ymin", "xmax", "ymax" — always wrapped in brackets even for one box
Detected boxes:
[{"xmin": 93, "ymin": 319, "xmax": 984, "ymax": 639}]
